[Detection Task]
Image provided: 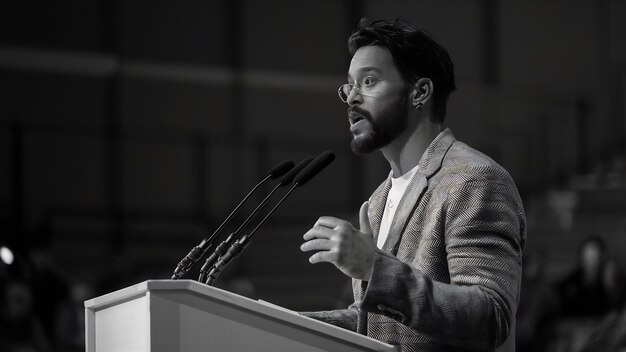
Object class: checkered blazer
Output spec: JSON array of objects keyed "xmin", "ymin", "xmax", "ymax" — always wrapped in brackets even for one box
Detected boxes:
[{"xmin": 305, "ymin": 129, "xmax": 526, "ymax": 352}]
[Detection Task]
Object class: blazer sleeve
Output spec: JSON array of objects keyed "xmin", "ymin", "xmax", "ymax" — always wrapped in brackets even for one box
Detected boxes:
[
  {"xmin": 300, "ymin": 305, "xmax": 359, "ymax": 332},
  {"xmin": 360, "ymin": 175, "xmax": 525, "ymax": 350}
]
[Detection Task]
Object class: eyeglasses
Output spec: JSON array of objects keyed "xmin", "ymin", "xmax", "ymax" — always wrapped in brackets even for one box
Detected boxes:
[{"xmin": 337, "ymin": 76, "xmax": 403, "ymax": 103}]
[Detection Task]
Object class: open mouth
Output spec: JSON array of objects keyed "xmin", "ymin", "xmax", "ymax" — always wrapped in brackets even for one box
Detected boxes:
[{"xmin": 348, "ymin": 112, "xmax": 365, "ymax": 125}]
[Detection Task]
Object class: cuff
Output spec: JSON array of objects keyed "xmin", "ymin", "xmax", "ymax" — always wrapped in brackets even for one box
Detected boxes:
[{"xmin": 360, "ymin": 249, "xmax": 415, "ymax": 325}]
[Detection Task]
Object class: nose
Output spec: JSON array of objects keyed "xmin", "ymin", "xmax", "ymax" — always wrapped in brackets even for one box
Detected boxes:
[{"xmin": 346, "ymin": 86, "xmax": 363, "ymax": 105}]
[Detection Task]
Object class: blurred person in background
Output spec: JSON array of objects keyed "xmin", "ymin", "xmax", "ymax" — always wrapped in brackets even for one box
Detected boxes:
[
  {"xmin": 516, "ymin": 251, "xmax": 560, "ymax": 352},
  {"xmin": 603, "ymin": 257, "xmax": 625, "ymax": 310},
  {"xmin": 300, "ymin": 18, "xmax": 526, "ymax": 352},
  {"xmin": 27, "ymin": 245, "xmax": 71, "ymax": 349},
  {"xmin": 53, "ymin": 281, "xmax": 95, "ymax": 352},
  {"xmin": 0, "ymin": 278, "xmax": 51, "ymax": 352},
  {"xmin": 576, "ymin": 256, "xmax": 626, "ymax": 352},
  {"xmin": 578, "ymin": 306, "xmax": 626, "ymax": 352},
  {"xmin": 558, "ymin": 236, "xmax": 615, "ymax": 317},
  {"xmin": 551, "ymin": 236, "xmax": 626, "ymax": 352}
]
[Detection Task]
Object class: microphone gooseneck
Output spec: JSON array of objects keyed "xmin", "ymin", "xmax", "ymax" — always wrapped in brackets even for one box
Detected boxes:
[
  {"xmin": 205, "ymin": 151, "xmax": 335, "ymax": 285},
  {"xmin": 198, "ymin": 157, "xmax": 313, "ymax": 282},
  {"xmin": 171, "ymin": 160, "xmax": 294, "ymax": 280}
]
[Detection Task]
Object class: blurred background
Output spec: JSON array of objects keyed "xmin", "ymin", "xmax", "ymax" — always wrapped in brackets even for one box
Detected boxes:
[{"xmin": 0, "ymin": 0, "xmax": 625, "ymax": 351}]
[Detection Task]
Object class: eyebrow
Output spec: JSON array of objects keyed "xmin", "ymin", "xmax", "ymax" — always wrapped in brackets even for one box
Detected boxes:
[{"xmin": 347, "ymin": 67, "xmax": 382, "ymax": 82}]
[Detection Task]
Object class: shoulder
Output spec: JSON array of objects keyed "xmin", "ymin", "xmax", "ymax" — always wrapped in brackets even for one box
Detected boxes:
[
  {"xmin": 430, "ymin": 140, "xmax": 524, "ymax": 212},
  {"xmin": 439, "ymin": 140, "xmax": 516, "ymax": 186}
]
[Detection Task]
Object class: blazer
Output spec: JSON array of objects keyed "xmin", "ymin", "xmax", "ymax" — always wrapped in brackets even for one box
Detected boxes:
[{"xmin": 305, "ymin": 129, "xmax": 526, "ymax": 352}]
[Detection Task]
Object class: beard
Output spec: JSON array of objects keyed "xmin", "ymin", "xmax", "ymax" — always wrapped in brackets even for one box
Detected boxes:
[{"xmin": 349, "ymin": 94, "xmax": 409, "ymax": 154}]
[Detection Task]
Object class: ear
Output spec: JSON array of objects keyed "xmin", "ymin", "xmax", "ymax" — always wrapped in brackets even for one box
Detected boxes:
[{"xmin": 411, "ymin": 78, "xmax": 434, "ymax": 109}]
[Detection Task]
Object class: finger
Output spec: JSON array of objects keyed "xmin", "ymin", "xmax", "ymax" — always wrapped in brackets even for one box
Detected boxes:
[
  {"xmin": 316, "ymin": 216, "xmax": 347, "ymax": 229},
  {"xmin": 303, "ymin": 226, "xmax": 334, "ymax": 241},
  {"xmin": 300, "ymin": 238, "xmax": 333, "ymax": 252},
  {"xmin": 359, "ymin": 201, "xmax": 372, "ymax": 236},
  {"xmin": 308, "ymin": 250, "xmax": 337, "ymax": 264}
]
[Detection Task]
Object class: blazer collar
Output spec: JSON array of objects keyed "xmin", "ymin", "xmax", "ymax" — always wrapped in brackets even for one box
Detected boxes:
[
  {"xmin": 415, "ymin": 127, "xmax": 456, "ymax": 179},
  {"xmin": 369, "ymin": 128, "xmax": 456, "ymax": 252}
]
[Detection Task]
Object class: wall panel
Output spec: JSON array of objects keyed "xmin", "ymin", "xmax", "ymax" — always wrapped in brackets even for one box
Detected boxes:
[
  {"xmin": 121, "ymin": 76, "xmax": 233, "ymax": 134},
  {"xmin": 23, "ymin": 132, "xmax": 106, "ymax": 230},
  {"xmin": 242, "ymin": 0, "xmax": 346, "ymax": 73},
  {"xmin": 499, "ymin": 0, "xmax": 600, "ymax": 95},
  {"xmin": 121, "ymin": 0, "xmax": 227, "ymax": 64},
  {"xmin": 121, "ymin": 141, "xmax": 196, "ymax": 211}
]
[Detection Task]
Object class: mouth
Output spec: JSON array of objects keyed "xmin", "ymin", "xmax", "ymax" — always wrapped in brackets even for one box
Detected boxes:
[
  {"xmin": 348, "ymin": 112, "xmax": 365, "ymax": 125},
  {"xmin": 348, "ymin": 112, "xmax": 369, "ymax": 134}
]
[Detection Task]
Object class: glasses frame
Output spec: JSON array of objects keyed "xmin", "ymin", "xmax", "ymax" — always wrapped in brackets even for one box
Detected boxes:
[{"xmin": 337, "ymin": 76, "xmax": 406, "ymax": 104}]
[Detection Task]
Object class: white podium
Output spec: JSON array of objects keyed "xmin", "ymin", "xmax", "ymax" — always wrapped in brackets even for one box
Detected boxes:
[{"xmin": 84, "ymin": 280, "xmax": 394, "ymax": 352}]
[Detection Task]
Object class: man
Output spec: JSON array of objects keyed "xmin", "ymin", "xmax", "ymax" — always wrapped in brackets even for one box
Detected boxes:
[{"xmin": 300, "ymin": 18, "xmax": 526, "ymax": 351}]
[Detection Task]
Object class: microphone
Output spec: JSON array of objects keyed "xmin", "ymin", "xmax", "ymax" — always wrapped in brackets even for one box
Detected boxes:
[
  {"xmin": 205, "ymin": 151, "xmax": 335, "ymax": 285},
  {"xmin": 293, "ymin": 150, "xmax": 335, "ymax": 186},
  {"xmin": 267, "ymin": 160, "xmax": 297, "ymax": 180},
  {"xmin": 198, "ymin": 157, "xmax": 314, "ymax": 282},
  {"xmin": 171, "ymin": 160, "xmax": 294, "ymax": 280},
  {"xmin": 278, "ymin": 156, "xmax": 315, "ymax": 186}
]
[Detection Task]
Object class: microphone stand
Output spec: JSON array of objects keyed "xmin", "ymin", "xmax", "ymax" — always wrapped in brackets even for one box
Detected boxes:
[
  {"xmin": 205, "ymin": 183, "xmax": 299, "ymax": 285},
  {"xmin": 198, "ymin": 157, "xmax": 313, "ymax": 282},
  {"xmin": 171, "ymin": 174, "xmax": 272, "ymax": 280},
  {"xmin": 198, "ymin": 182, "xmax": 284, "ymax": 282}
]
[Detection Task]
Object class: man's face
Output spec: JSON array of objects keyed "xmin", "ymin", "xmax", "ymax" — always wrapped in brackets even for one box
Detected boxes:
[{"xmin": 346, "ymin": 46, "xmax": 410, "ymax": 154}]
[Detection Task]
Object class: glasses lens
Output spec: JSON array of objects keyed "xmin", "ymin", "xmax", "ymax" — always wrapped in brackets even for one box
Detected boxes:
[{"xmin": 338, "ymin": 84, "xmax": 352, "ymax": 102}]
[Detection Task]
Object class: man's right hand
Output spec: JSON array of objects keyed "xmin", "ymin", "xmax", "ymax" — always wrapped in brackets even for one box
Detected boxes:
[{"xmin": 300, "ymin": 201, "xmax": 376, "ymax": 281}]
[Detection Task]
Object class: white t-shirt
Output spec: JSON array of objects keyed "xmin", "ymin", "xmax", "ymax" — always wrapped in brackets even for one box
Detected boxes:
[{"xmin": 377, "ymin": 164, "xmax": 419, "ymax": 249}]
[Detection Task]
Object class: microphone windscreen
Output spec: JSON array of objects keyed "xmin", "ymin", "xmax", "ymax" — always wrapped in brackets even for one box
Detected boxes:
[
  {"xmin": 279, "ymin": 157, "xmax": 314, "ymax": 186},
  {"xmin": 267, "ymin": 160, "xmax": 295, "ymax": 179},
  {"xmin": 293, "ymin": 151, "xmax": 335, "ymax": 186}
]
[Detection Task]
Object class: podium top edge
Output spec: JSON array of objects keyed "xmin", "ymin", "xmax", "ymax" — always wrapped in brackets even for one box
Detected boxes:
[
  {"xmin": 84, "ymin": 280, "xmax": 204, "ymax": 308},
  {"xmin": 84, "ymin": 280, "xmax": 394, "ymax": 351}
]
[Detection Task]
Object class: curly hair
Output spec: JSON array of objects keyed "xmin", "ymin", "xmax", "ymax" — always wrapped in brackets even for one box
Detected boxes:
[{"xmin": 348, "ymin": 18, "xmax": 456, "ymax": 122}]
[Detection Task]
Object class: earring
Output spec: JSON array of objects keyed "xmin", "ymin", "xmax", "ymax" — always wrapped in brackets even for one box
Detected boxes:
[{"xmin": 415, "ymin": 102, "xmax": 423, "ymax": 111}]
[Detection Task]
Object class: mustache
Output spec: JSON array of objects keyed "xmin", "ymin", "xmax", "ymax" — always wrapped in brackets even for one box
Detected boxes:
[{"xmin": 347, "ymin": 106, "xmax": 372, "ymax": 121}]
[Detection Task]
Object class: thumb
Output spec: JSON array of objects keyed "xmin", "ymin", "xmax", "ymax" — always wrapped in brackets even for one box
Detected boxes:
[{"xmin": 359, "ymin": 201, "xmax": 372, "ymax": 235}]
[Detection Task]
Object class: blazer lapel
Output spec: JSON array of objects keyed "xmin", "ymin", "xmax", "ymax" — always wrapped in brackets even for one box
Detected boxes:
[
  {"xmin": 368, "ymin": 178, "xmax": 391, "ymax": 242},
  {"xmin": 383, "ymin": 174, "xmax": 427, "ymax": 254},
  {"xmin": 382, "ymin": 128, "xmax": 457, "ymax": 255}
]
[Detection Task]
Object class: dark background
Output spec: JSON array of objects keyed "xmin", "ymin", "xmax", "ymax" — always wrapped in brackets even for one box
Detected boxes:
[{"xmin": 0, "ymin": 1, "xmax": 625, "ymax": 351}]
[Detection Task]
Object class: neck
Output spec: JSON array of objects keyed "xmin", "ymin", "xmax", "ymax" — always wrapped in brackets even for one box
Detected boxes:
[{"xmin": 381, "ymin": 117, "xmax": 442, "ymax": 178}]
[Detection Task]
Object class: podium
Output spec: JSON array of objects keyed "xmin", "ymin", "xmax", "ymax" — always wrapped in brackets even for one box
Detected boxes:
[{"xmin": 84, "ymin": 280, "xmax": 394, "ymax": 352}]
